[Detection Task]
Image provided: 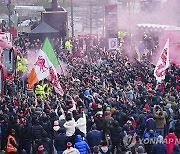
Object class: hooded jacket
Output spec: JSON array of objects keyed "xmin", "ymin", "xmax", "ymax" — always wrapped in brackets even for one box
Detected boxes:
[
  {"xmin": 54, "ymin": 128, "xmax": 69, "ymax": 152},
  {"xmin": 165, "ymin": 133, "xmax": 178, "ymax": 154},
  {"xmin": 62, "ymin": 147, "xmax": 80, "ymax": 154},
  {"xmin": 142, "ymin": 113, "xmax": 156, "ymax": 131},
  {"xmin": 74, "ymin": 135, "xmax": 91, "ymax": 154},
  {"xmin": 86, "ymin": 129, "xmax": 102, "ymax": 147}
]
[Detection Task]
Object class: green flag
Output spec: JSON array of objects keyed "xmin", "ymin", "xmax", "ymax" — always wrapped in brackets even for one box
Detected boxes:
[{"xmin": 41, "ymin": 38, "xmax": 59, "ymax": 68}]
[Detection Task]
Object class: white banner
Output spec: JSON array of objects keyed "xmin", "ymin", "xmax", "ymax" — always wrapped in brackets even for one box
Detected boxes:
[
  {"xmin": 154, "ymin": 38, "xmax": 170, "ymax": 83},
  {"xmin": 109, "ymin": 38, "xmax": 118, "ymax": 50}
]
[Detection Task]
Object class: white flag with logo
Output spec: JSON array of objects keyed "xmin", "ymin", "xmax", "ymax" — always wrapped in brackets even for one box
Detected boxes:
[
  {"xmin": 154, "ymin": 39, "xmax": 170, "ymax": 83},
  {"xmin": 109, "ymin": 38, "xmax": 118, "ymax": 49},
  {"xmin": 28, "ymin": 49, "xmax": 64, "ymax": 96}
]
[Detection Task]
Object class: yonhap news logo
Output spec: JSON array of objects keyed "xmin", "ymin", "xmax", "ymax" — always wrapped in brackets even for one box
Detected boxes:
[{"xmin": 123, "ymin": 134, "xmax": 180, "ymax": 149}]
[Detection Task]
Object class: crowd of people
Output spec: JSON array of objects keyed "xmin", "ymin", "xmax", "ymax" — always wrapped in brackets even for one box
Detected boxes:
[{"xmin": 0, "ymin": 34, "xmax": 179, "ymax": 154}]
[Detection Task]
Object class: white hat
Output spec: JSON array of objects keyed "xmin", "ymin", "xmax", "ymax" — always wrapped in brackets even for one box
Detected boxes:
[{"xmin": 53, "ymin": 121, "xmax": 60, "ymax": 131}]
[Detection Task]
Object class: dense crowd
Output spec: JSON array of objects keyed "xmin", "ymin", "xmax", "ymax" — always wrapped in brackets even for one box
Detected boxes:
[{"xmin": 0, "ymin": 35, "xmax": 180, "ymax": 154}]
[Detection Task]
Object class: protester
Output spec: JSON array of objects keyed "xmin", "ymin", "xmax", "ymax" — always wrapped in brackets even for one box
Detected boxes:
[
  {"xmin": 74, "ymin": 135, "xmax": 91, "ymax": 154},
  {"xmin": 151, "ymin": 135, "xmax": 167, "ymax": 154},
  {"xmin": 62, "ymin": 142, "xmax": 80, "ymax": 154},
  {"xmin": 0, "ymin": 33, "xmax": 178, "ymax": 154},
  {"xmin": 165, "ymin": 128, "xmax": 179, "ymax": 154}
]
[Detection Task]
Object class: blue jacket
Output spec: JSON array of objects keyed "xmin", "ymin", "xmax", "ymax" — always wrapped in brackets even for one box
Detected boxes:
[
  {"xmin": 142, "ymin": 113, "xmax": 156, "ymax": 131},
  {"xmin": 75, "ymin": 135, "xmax": 91, "ymax": 154},
  {"xmin": 86, "ymin": 130, "xmax": 102, "ymax": 147}
]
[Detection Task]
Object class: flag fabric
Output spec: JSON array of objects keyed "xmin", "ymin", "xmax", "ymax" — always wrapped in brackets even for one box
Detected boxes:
[
  {"xmin": 41, "ymin": 38, "xmax": 62, "ymax": 75},
  {"xmin": 27, "ymin": 49, "xmax": 64, "ymax": 96},
  {"xmin": 154, "ymin": 38, "xmax": 170, "ymax": 83}
]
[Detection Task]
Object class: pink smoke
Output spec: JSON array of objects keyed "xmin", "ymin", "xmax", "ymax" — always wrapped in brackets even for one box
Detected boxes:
[{"xmin": 155, "ymin": 31, "xmax": 180, "ymax": 67}]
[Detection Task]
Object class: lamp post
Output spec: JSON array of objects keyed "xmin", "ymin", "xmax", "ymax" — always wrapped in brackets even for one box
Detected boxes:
[
  {"xmin": 89, "ymin": 0, "xmax": 92, "ymax": 35},
  {"xmin": 7, "ymin": 0, "xmax": 11, "ymax": 28},
  {"xmin": 70, "ymin": 0, "xmax": 74, "ymax": 38}
]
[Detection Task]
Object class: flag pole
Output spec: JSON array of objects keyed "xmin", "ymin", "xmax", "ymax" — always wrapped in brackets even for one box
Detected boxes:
[{"xmin": 55, "ymin": 52, "xmax": 65, "ymax": 77}]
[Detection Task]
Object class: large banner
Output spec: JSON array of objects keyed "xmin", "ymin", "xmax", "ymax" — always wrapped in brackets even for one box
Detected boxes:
[
  {"xmin": 105, "ymin": 4, "xmax": 118, "ymax": 38},
  {"xmin": 109, "ymin": 38, "xmax": 118, "ymax": 50}
]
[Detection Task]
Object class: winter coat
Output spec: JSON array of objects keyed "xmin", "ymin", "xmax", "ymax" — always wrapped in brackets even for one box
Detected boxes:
[
  {"xmin": 32, "ymin": 124, "xmax": 44, "ymax": 140},
  {"xmin": 74, "ymin": 135, "xmax": 91, "ymax": 154},
  {"xmin": 165, "ymin": 133, "xmax": 179, "ymax": 154},
  {"xmin": 21, "ymin": 123, "xmax": 32, "ymax": 140},
  {"xmin": 64, "ymin": 118, "xmax": 76, "ymax": 137},
  {"xmin": 62, "ymin": 147, "xmax": 80, "ymax": 154},
  {"xmin": 175, "ymin": 120, "xmax": 180, "ymax": 138},
  {"xmin": 153, "ymin": 107, "xmax": 166, "ymax": 129},
  {"xmin": 54, "ymin": 129, "xmax": 69, "ymax": 152},
  {"xmin": 41, "ymin": 137, "xmax": 53, "ymax": 154},
  {"xmin": 152, "ymin": 143, "xmax": 167, "ymax": 154},
  {"xmin": 108, "ymin": 123, "xmax": 122, "ymax": 142},
  {"xmin": 137, "ymin": 113, "xmax": 146, "ymax": 127},
  {"xmin": 76, "ymin": 113, "xmax": 87, "ymax": 135},
  {"xmin": 86, "ymin": 130, "xmax": 102, "ymax": 147},
  {"xmin": 142, "ymin": 114, "xmax": 156, "ymax": 131},
  {"xmin": 165, "ymin": 96, "xmax": 177, "ymax": 112}
]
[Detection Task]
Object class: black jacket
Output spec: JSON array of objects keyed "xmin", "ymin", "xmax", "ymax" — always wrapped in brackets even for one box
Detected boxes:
[
  {"xmin": 54, "ymin": 132, "xmax": 69, "ymax": 151},
  {"xmin": 21, "ymin": 123, "xmax": 32, "ymax": 140},
  {"xmin": 108, "ymin": 122, "xmax": 122, "ymax": 142},
  {"xmin": 32, "ymin": 124, "xmax": 44, "ymax": 140},
  {"xmin": 41, "ymin": 137, "xmax": 53, "ymax": 154}
]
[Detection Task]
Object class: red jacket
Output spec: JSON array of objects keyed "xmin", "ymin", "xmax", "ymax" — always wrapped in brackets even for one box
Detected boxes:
[{"xmin": 165, "ymin": 133, "xmax": 178, "ymax": 154}]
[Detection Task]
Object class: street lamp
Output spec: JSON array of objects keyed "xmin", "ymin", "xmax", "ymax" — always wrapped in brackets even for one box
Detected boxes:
[
  {"xmin": 7, "ymin": 0, "xmax": 11, "ymax": 28},
  {"xmin": 90, "ymin": 0, "xmax": 92, "ymax": 35}
]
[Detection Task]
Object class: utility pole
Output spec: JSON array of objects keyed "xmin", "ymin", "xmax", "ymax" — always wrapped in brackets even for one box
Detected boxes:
[
  {"xmin": 7, "ymin": 0, "xmax": 11, "ymax": 28},
  {"xmin": 70, "ymin": 0, "xmax": 74, "ymax": 38},
  {"xmin": 90, "ymin": 0, "xmax": 92, "ymax": 35},
  {"xmin": 52, "ymin": 0, "xmax": 58, "ymax": 10}
]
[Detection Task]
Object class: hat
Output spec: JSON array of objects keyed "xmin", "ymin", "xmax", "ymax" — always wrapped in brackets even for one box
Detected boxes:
[
  {"xmin": 98, "ymin": 104, "xmax": 102, "ymax": 109},
  {"xmin": 111, "ymin": 108, "xmax": 116, "ymax": 113},
  {"xmin": 68, "ymin": 104, "xmax": 73, "ymax": 109},
  {"xmin": 92, "ymin": 124, "xmax": 97, "ymax": 130},
  {"xmin": 137, "ymin": 146, "xmax": 145, "ymax": 153},
  {"xmin": 144, "ymin": 104, "xmax": 149, "ymax": 110},
  {"xmin": 137, "ymin": 76, "xmax": 141, "ymax": 81},
  {"xmin": 106, "ymin": 107, "xmax": 111, "ymax": 111},
  {"xmin": 53, "ymin": 121, "xmax": 60, "ymax": 131},
  {"xmin": 58, "ymin": 128, "xmax": 66, "ymax": 134},
  {"xmin": 67, "ymin": 142, "xmax": 73, "ymax": 149},
  {"xmin": 92, "ymin": 102, "xmax": 97, "ymax": 107},
  {"xmin": 38, "ymin": 145, "xmax": 44, "ymax": 152},
  {"xmin": 157, "ymin": 135, "xmax": 164, "ymax": 143}
]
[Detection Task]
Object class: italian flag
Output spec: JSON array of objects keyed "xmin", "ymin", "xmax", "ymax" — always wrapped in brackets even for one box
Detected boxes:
[{"xmin": 27, "ymin": 38, "xmax": 64, "ymax": 95}]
